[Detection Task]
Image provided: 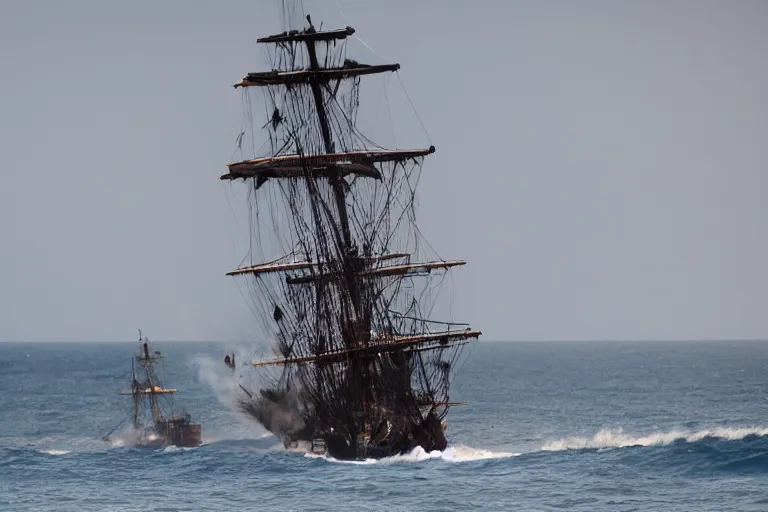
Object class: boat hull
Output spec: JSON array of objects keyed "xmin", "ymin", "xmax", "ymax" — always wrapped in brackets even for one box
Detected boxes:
[
  {"xmin": 314, "ymin": 414, "xmax": 448, "ymax": 461},
  {"xmin": 159, "ymin": 421, "xmax": 202, "ymax": 448},
  {"xmin": 320, "ymin": 432, "xmax": 446, "ymax": 460}
]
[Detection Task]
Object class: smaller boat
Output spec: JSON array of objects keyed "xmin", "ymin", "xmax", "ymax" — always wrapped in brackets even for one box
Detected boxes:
[
  {"xmin": 105, "ymin": 330, "xmax": 202, "ymax": 448},
  {"xmin": 223, "ymin": 352, "xmax": 236, "ymax": 370}
]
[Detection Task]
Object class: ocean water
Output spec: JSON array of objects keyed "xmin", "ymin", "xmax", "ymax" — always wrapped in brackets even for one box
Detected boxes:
[{"xmin": 2, "ymin": 340, "xmax": 768, "ymax": 511}]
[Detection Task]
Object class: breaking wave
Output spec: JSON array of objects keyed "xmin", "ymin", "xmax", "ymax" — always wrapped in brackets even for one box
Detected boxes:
[
  {"xmin": 446, "ymin": 444, "xmax": 521, "ymax": 462},
  {"xmin": 541, "ymin": 426, "xmax": 768, "ymax": 452}
]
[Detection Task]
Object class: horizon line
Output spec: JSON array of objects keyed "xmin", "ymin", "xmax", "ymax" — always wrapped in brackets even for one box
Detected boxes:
[{"xmin": 1, "ymin": 338, "xmax": 767, "ymax": 344}]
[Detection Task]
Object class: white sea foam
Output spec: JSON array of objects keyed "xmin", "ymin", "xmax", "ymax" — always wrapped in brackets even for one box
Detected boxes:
[
  {"xmin": 161, "ymin": 445, "xmax": 196, "ymax": 453},
  {"xmin": 104, "ymin": 437, "xmax": 126, "ymax": 448},
  {"xmin": 103, "ymin": 425, "xmax": 163, "ymax": 448},
  {"xmin": 541, "ymin": 426, "xmax": 768, "ymax": 452},
  {"xmin": 39, "ymin": 449, "xmax": 71, "ymax": 456},
  {"xmin": 446, "ymin": 444, "xmax": 521, "ymax": 462},
  {"xmin": 305, "ymin": 443, "xmax": 519, "ymax": 464}
]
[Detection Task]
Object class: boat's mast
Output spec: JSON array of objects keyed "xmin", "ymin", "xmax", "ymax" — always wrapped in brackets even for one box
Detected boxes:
[
  {"xmin": 131, "ymin": 357, "xmax": 139, "ymax": 429},
  {"xmin": 140, "ymin": 339, "xmax": 162, "ymax": 424},
  {"xmin": 231, "ymin": 23, "xmax": 408, "ymax": 335},
  {"xmin": 145, "ymin": 361, "xmax": 161, "ymax": 423},
  {"xmin": 301, "ymin": 24, "xmax": 362, "ymax": 318}
]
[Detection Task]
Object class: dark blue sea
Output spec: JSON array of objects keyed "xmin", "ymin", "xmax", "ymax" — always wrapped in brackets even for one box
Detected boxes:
[{"xmin": 2, "ymin": 341, "xmax": 768, "ymax": 511}]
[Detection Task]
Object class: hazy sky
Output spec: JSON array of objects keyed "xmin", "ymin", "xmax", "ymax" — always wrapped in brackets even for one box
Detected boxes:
[{"xmin": 1, "ymin": 0, "xmax": 766, "ymax": 342}]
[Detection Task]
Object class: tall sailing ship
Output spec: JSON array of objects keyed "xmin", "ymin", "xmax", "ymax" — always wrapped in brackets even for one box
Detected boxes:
[
  {"xmin": 106, "ymin": 331, "xmax": 202, "ymax": 448},
  {"xmin": 226, "ymin": 5, "xmax": 480, "ymax": 460}
]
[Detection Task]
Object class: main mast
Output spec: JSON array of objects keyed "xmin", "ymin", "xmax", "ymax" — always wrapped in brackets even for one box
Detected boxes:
[
  {"xmin": 231, "ymin": 18, "xmax": 408, "ymax": 345},
  {"xmin": 131, "ymin": 357, "xmax": 139, "ymax": 429},
  {"xmin": 304, "ymin": 16, "xmax": 359, "ymax": 320}
]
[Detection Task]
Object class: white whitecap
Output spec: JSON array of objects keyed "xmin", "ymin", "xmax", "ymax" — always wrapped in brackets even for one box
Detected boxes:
[
  {"xmin": 541, "ymin": 426, "xmax": 768, "ymax": 452},
  {"xmin": 39, "ymin": 449, "xmax": 70, "ymax": 456}
]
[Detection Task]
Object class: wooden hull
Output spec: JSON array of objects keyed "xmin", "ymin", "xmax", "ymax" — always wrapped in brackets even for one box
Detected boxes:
[
  {"xmin": 159, "ymin": 421, "xmax": 202, "ymax": 448},
  {"xmin": 314, "ymin": 414, "xmax": 447, "ymax": 461}
]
